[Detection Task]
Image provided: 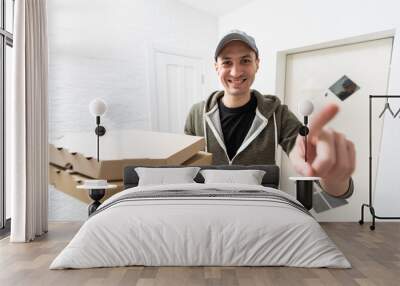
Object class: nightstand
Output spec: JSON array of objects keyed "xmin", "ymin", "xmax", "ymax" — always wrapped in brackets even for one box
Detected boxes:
[
  {"xmin": 289, "ymin": 176, "xmax": 320, "ymax": 210},
  {"xmin": 77, "ymin": 184, "xmax": 117, "ymax": 216}
]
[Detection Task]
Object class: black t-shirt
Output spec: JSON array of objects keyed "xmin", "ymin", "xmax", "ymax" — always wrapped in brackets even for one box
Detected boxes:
[{"xmin": 218, "ymin": 95, "xmax": 257, "ymax": 160}]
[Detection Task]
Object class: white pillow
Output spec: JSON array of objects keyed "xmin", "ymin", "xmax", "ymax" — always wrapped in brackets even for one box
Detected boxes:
[
  {"xmin": 135, "ymin": 167, "xmax": 200, "ymax": 186},
  {"xmin": 200, "ymin": 169, "xmax": 266, "ymax": 185}
]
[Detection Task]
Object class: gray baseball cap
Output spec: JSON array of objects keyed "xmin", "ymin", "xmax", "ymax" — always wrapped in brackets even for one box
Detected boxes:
[{"xmin": 214, "ymin": 30, "xmax": 259, "ymax": 61}]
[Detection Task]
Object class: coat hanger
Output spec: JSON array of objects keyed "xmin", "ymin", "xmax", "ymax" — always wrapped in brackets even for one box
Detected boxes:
[
  {"xmin": 378, "ymin": 100, "xmax": 395, "ymax": 118},
  {"xmin": 394, "ymin": 107, "xmax": 400, "ymax": 118}
]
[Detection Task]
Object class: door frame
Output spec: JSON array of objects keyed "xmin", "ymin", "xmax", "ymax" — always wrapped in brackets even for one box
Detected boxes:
[
  {"xmin": 146, "ymin": 43, "xmax": 205, "ymax": 131},
  {"xmin": 273, "ymin": 29, "xmax": 395, "ymax": 168}
]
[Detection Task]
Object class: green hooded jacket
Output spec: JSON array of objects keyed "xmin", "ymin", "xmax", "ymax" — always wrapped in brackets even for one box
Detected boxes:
[{"xmin": 184, "ymin": 90, "xmax": 302, "ymax": 165}]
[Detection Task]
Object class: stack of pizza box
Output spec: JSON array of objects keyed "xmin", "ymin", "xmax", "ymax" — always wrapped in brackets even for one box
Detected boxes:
[{"xmin": 49, "ymin": 129, "xmax": 212, "ymax": 204}]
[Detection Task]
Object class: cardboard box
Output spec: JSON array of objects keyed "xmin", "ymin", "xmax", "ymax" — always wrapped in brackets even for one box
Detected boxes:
[
  {"xmin": 49, "ymin": 129, "xmax": 205, "ymax": 180},
  {"xmin": 49, "ymin": 164, "xmax": 123, "ymax": 204},
  {"xmin": 182, "ymin": 151, "xmax": 213, "ymax": 166}
]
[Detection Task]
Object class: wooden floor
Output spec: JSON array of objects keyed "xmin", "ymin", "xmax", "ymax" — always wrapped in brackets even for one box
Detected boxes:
[{"xmin": 0, "ymin": 222, "xmax": 399, "ymax": 286}]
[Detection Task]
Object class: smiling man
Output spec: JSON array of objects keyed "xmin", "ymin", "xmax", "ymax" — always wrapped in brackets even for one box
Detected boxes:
[{"xmin": 184, "ymin": 30, "xmax": 355, "ymax": 198}]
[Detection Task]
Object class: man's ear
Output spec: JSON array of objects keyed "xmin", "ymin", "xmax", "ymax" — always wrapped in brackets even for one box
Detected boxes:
[
  {"xmin": 255, "ymin": 58, "xmax": 260, "ymax": 71},
  {"xmin": 214, "ymin": 61, "xmax": 219, "ymax": 72}
]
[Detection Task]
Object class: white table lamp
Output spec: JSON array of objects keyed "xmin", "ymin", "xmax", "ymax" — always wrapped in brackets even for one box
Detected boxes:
[
  {"xmin": 298, "ymin": 100, "xmax": 314, "ymax": 162},
  {"xmin": 89, "ymin": 98, "xmax": 107, "ymax": 161},
  {"xmin": 290, "ymin": 99, "xmax": 320, "ymax": 210}
]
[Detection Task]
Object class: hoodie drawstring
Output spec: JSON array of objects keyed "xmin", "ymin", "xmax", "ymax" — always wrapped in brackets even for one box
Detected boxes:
[
  {"xmin": 203, "ymin": 103, "xmax": 208, "ymax": 152},
  {"xmin": 273, "ymin": 112, "xmax": 278, "ymax": 164}
]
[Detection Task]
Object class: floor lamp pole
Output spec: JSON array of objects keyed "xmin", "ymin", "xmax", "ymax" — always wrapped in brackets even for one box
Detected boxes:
[
  {"xmin": 97, "ymin": 129, "xmax": 99, "ymax": 162},
  {"xmin": 96, "ymin": 116, "xmax": 100, "ymax": 162}
]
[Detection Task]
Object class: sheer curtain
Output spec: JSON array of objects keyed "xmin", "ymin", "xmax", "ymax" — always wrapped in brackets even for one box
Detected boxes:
[{"xmin": 10, "ymin": 0, "xmax": 48, "ymax": 242}]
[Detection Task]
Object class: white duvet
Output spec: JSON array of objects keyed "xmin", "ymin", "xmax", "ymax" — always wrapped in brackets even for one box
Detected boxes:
[{"xmin": 50, "ymin": 183, "xmax": 351, "ymax": 269}]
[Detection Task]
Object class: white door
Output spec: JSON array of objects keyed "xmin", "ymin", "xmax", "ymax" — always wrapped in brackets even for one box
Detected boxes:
[
  {"xmin": 154, "ymin": 52, "xmax": 204, "ymax": 133},
  {"xmin": 282, "ymin": 37, "xmax": 393, "ymax": 221}
]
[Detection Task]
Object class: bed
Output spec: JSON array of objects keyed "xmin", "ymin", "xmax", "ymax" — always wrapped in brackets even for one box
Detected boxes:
[{"xmin": 50, "ymin": 165, "xmax": 350, "ymax": 269}]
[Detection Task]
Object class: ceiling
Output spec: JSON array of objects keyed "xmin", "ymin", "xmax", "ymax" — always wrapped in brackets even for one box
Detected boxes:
[{"xmin": 177, "ymin": 0, "xmax": 254, "ymax": 17}]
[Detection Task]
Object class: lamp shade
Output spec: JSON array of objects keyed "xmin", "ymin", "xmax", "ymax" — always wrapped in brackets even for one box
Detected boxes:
[
  {"xmin": 298, "ymin": 100, "xmax": 314, "ymax": 116},
  {"xmin": 89, "ymin": 98, "xmax": 107, "ymax": 117}
]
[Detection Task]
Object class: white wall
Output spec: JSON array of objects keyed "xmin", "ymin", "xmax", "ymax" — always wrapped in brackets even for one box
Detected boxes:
[
  {"xmin": 48, "ymin": 0, "xmax": 219, "ymax": 139},
  {"xmin": 219, "ymin": 0, "xmax": 400, "ymax": 220}
]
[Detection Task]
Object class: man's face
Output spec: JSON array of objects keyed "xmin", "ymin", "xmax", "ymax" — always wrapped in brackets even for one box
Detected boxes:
[{"xmin": 215, "ymin": 41, "xmax": 259, "ymax": 97}]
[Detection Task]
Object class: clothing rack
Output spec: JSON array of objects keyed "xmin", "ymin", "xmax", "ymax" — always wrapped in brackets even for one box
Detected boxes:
[{"xmin": 359, "ymin": 95, "xmax": 400, "ymax": 230}]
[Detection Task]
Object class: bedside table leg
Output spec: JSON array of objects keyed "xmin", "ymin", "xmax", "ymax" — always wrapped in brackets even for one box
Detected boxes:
[
  {"xmin": 88, "ymin": 189, "xmax": 105, "ymax": 216},
  {"xmin": 296, "ymin": 180, "xmax": 313, "ymax": 210}
]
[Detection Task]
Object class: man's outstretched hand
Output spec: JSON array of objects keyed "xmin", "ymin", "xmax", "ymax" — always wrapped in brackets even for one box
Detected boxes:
[{"xmin": 289, "ymin": 103, "xmax": 356, "ymax": 197}]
